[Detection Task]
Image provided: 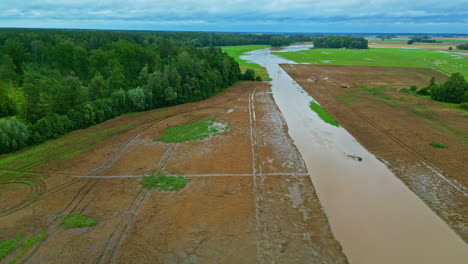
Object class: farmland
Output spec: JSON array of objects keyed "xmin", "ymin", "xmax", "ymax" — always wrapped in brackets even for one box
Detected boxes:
[
  {"xmin": 0, "ymin": 81, "xmax": 347, "ymax": 263},
  {"xmin": 221, "ymin": 45, "xmax": 271, "ymax": 80},
  {"xmin": 273, "ymin": 48, "xmax": 468, "ymax": 78},
  {"xmin": 280, "ymin": 64, "xmax": 468, "ymax": 242}
]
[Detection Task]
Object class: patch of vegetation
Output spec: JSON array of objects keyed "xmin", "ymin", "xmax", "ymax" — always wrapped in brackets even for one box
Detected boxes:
[
  {"xmin": 359, "ymin": 86, "xmax": 386, "ymax": 95},
  {"xmin": 313, "ymin": 36, "xmax": 368, "ymax": 49},
  {"xmin": 141, "ymin": 173, "xmax": 189, "ymax": 190},
  {"xmin": 337, "ymin": 93, "xmax": 360, "ymax": 103},
  {"xmin": 411, "ymin": 110, "xmax": 435, "ymax": 121},
  {"xmin": 340, "ymin": 85, "xmax": 348, "ymax": 88},
  {"xmin": 309, "ymin": 101, "xmax": 339, "ymax": 127},
  {"xmin": 0, "ymin": 235, "xmax": 22, "ymax": 261},
  {"xmin": 155, "ymin": 118, "xmax": 229, "ymax": 143},
  {"xmin": 431, "ymin": 73, "xmax": 467, "ymax": 104},
  {"xmin": 429, "ymin": 142, "xmax": 446, "ymax": 148},
  {"xmin": 0, "ymin": 229, "xmax": 47, "ymax": 263},
  {"xmin": 460, "ymin": 103, "xmax": 468, "ymax": 111},
  {"xmin": 0, "ymin": 122, "xmax": 135, "ymax": 174},
  {"xmin": 221, "ymin": 45, "xmax": 272, "ymax": 81},
  {"xmin": 61, "ymin": 214, "xmax": 98, "ymax": 229},
  {"xmin": 9, "ymin": 229, "xmax": 47, "ymax": 264}
]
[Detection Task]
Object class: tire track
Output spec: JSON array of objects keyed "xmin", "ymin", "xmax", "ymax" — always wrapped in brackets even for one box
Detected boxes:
[
  {"xmin": 96, "ymin": 143, "xmax": 178, "ymax": 264},
  {"xmin": 1, "ymin": 114, "xmax": 175, "ymax": 220},
  {"xmin": 15, "ymin": 85, "xmax": 247, "ymax": 263},
  {"xmin": 20, "ymin": 114, "xmax": 179, "ymax": 264},
  {"xmin": 331, "ymin": 88, "xmax": 467, "ymax": 195},
  {"xmin": 94, "ymin": 92, "xmax": 244, "ymax": 263},
  {"xmin": 248, "ymin": 88, "xmax": 275, "ymax": 264}
]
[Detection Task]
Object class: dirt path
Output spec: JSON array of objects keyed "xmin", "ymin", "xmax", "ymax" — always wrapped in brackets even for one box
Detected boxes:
[{"xmin": 0, "ymin": 82, "xmax": 347, "ymax": 263}]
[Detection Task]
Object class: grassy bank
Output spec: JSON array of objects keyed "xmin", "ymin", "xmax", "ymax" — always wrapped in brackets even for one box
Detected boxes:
[
  {"xmin": 309, "ymin": 101, "xmax": 339, "ymax": 127},
  {"xmin": 221, "ymin": 45, "xmax": 271, "ymax": 81},
  {"xmin": 273, "ymin": 48, "xmax": 468, "ymax": 78}
]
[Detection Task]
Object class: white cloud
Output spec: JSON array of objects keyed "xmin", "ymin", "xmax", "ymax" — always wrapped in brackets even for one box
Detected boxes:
[{"xmin": 0, "ymin": 0, "xmax": 466, "ymax": 32}]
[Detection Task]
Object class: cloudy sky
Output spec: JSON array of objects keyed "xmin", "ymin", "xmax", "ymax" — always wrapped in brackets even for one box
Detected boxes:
[{"xmin": 1, "ymin": 0, "xmax": 467, "ymax": 33}]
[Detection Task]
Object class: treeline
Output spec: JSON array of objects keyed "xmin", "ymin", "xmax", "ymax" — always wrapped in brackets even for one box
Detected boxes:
[
  {"xmin": 402, "ymin": 73, "xmax": 468, "ymax": 103},
  {"xmin": 0, "ymin": 29, "xmax": 312, "ymax": 49},
  {"xmin": 457, "ymin": 43, "xmax": 468, "ymax": 50},
  {"xmin": 313, "ymin": 36, "xmax": 368, "ymax": 49},
  {"xmin": 376, "ymin": 35, "xmax": 397, "ymax": 40},
  {"xmin": 0, "ymin": 29, "xmax": 259, "ymax": 154},
  {"xmin": 407, "ymin": 36, "xmax": 439, "ymax": 44}
]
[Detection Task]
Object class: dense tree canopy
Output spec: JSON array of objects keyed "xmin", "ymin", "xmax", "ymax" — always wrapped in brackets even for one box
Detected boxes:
[
  {"xmin": 457, "ymin": 43, "xmax": 468, "ymax": 50},
  {"xmin": 313, "ymin": 36, "xmax": 368, "ymax": 49},
  {"xmin": 430, "ymin": 73, "xmax": 468, "ymax": 103},
  {"xmin": 1, "ymin": 28, "xmax": 290, "ymax": 154},
  {"xmin": 407, "ymin": 36, "xmax": 439, "ymax": 44}
]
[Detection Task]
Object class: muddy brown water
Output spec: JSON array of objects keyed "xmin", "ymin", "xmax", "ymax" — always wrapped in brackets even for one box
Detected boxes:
[{"xmin": 242, "ymin": 45, "xmax": 468, "ymax": 264}]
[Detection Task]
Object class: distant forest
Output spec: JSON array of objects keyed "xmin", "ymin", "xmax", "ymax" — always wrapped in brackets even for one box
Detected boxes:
[
  {"xmin": 0, "ymin": 29, "xmax": 313, "ymax": 154},
  {"xmin": 313, "ymin": 36, "xmax": 368, "ymax": 49},
  {"xmin": 457, "ymin": 43, "xmax": 468, "ymax": 50}
]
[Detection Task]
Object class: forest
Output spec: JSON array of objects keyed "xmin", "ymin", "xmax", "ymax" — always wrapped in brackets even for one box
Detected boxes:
[
  {"xmin": 407, "ymin": 36, "xmax": 439, "ymax": 44},
  {"xmin": 313, "ymin": 36, "xmax": 368, "ymax": 49},
  {"xmin": 457, "ymin": 43, "xmax": 468, "ymax": 50},
  {"xmin": 0, "ymin": 29, "xmax": 308, "ymax": 155}
]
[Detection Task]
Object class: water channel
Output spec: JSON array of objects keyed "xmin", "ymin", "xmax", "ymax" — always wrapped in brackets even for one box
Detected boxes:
[{"xmin": 242, "ymin": 45, "xmax": 468, "ymax": 264}]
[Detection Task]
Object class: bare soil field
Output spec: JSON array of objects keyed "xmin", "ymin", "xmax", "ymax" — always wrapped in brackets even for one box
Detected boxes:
[
  {"xmin": 281, "ymin": 64, "xmax": 468, "ymax": 241},
  {"xmin": 0, "ymin": 82, "xmax": 347, "ymax": 263}
]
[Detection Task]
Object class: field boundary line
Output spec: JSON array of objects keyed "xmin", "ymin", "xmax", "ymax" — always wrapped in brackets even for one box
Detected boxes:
[{"xmin": 249, "ymin": 88, "xmax": 275, "ymax": 263}]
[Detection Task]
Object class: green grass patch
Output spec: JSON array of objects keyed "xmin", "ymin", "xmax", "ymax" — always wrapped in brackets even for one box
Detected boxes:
[
  {"xmin": 340, "ymin": 85, "xmax": 348, "ymax": 88},
  {"xmin": 155, "ymin": 118, "xmax": 229, "ymax": 143},
  {"xmin": 141, "ymin": 173, "xmax": 189, "ymax": 190},
  {"xmin": 61, "ymin": 214, "xmax": 98, "ymax": 229},
  {"xmin": 337, "ymin": 93, "xmax": 360, "ymax": 103},
  {"xmin": 0, "ymin": 122, "xmax": 136, "ymax": 172},
  {"xmin": 309, "ymin": 101, "xmax": 339, "ymax": 127},
  {"xmin": 221, "ymin": 45, "xmax": 271, "ymax": 81},
  {"xmin": 412, "ymin": 109, "xmax": 435, "ymax": 121},
  {"xmin": 429, "ymin": 142, "xmax": 446, "ymax": 148},
  {"xmin": 272, "ymin": 48, "xmax": 468, "ymax": 78},
  {"xmin": 9, "ymin": 229, "xmax": 47, "ymax": 264},
  {"xmin": 1, "ymin": 229, "xmax": 47, "ymax": 263},
  {"xmin": 0, "ymin": 235, "xmax": 22, "ymax": 261}
]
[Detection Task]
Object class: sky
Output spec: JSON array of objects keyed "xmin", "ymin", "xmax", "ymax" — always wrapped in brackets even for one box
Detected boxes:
[{"xmin": 1, "ymin": 0, "xmax": 467, "ymax": 33}]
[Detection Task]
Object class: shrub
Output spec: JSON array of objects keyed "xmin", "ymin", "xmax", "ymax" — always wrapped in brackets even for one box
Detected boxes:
[
  {"xmin": 429, "ymin": 142, "xmax": 446, "ymax": 148},
  {"xmin": 243, "ymin": 69, "xmax": 255, "ymax": 81},
  {"xmin": 459, "ymin": 102, "xmax": 468, "ymax": 111},
  {"xmin": 0, "ymin": 117, "xmax": 31, "ymax": 154},
  {"xmin": 31, "ymin": 113, "xmax": 73, "ymax": 144},
  {"xmin": 431, "ymin": 73, "xmax": 467, "ymax": 103}
]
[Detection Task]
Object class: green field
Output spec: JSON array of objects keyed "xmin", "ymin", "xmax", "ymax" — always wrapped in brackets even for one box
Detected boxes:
[
  {"xmin": 221, "ymin": 45, "xmax": 271, "ymax": 81},
  {"xmin": 273, "ymin": 48, "xmax": 468, "ymax": 78},
  {"xmin": 366, "ymin": 38, "xmax": 406, "ymax": 41},
  {"xmin": 366, "ymin": 38, "xmax": 468, "ymax": 43}
]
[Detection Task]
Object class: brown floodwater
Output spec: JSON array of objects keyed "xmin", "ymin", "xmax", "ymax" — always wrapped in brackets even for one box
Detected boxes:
[{"xmin": 242, "ymin": 45, "xmax": 468, "ymax": 264}]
